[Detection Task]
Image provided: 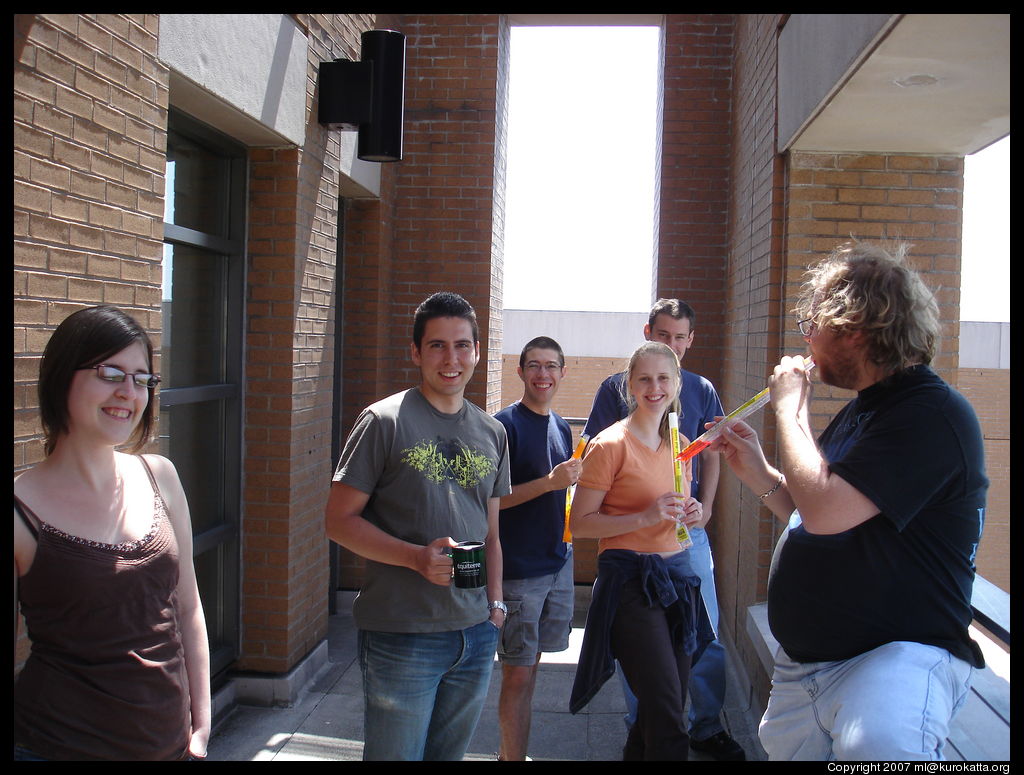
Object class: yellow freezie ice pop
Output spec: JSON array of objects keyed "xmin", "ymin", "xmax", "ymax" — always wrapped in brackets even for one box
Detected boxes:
[
  {"xmin": 668, "ymin": 412, "xmax": 693, "ymax": 550},
  {"xmin": 563, "ymin": 433, "xmax": 589, "ymax": 543}
]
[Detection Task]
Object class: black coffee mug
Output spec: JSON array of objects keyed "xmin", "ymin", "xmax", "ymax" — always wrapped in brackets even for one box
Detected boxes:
[{"xmin": 451, "ymin": 541, "xmax": 487, "ymax": 589}]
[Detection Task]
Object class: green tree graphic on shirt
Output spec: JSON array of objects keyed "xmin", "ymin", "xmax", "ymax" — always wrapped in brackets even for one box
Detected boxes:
[{"xmin": 401, "ymin": 438, "xmax": 496, "ymax": 488}]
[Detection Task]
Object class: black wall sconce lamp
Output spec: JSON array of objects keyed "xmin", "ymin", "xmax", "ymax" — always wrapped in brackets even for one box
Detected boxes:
[{"xmin": 318, "ymin": 29, "xmax": 406, "ymax": 162}]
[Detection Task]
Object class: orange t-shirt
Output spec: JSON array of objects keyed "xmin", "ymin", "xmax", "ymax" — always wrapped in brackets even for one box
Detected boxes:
[{"xmin": 578, "ymin": 421, "xmax": 692, "ymax": 554}]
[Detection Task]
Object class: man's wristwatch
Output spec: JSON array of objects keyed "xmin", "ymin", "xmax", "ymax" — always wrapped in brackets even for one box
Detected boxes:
[{"xmin": 488, "ymin": 600, "xmax": 507, "ymax": 616}]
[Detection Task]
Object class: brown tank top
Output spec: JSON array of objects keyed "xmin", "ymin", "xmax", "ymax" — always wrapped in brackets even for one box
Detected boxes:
[{"xmin": 14, "ymin": 458, "xmax": 191, "ymax": 760}]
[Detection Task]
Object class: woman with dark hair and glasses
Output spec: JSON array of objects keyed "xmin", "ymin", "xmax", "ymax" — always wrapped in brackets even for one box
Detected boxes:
[{"xmin": 14, "ymin": 305, "xmax": 211, "ymax": 761}]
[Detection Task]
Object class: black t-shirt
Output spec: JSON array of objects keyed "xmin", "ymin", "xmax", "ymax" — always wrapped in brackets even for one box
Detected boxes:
[{"xmin": 767, "ymin": 366, "xmax": 987, "ymax": 667}]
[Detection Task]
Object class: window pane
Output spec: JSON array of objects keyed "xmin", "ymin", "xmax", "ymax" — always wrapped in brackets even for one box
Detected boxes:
[
  {"xmin": 159, "ymin": 401, "xmax": 226, "ymax": 534},
  {"xmin": 194, "ymin": 543, "xmax": 237, "ymax": 676},
  {"xmin": 162, "ymin": 109, "xmax": 244, "ymax": 679},
  {"xmin": 162, "ymin": 244, "xmax": 228, "ymax": 388},
  {"xmin": 165, "ymin": 133, "xmax": 231, "ymax": 236}
]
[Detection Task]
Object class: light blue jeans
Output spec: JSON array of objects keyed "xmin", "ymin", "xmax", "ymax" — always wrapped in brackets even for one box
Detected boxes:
[
  {"xmin": 619, "ymin": 526, "xmax": 729, "ymax": 741},
  {"xmin": 760, "ymin": 641, "xmax": 974, "ymax": 761},
  {"xmin": 359, "ymin": 620, "xmax": 500, "ymax": 760}
]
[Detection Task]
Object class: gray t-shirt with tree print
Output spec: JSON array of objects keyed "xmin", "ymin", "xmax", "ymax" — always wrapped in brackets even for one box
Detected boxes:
[{"xmin": 334, "ymin": 388, "xmax": 511, "ymax": 632}]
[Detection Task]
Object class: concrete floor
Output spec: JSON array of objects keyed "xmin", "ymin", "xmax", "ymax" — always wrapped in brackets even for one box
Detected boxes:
[{"xmin": 206, "ymin": 589, "xmax": 767, "ymax": 761}]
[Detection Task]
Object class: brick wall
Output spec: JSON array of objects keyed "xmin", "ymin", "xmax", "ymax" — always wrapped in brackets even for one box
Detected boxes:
[
  {"xmin": 957, "ymin": 368, "xmax": 1010, "ymax": 593},
  {"xmin": 488, "ymin": 15, "xmax": 512, "ymax": 412},
  {"xmin": 16, "ymin": 12, "xmax": 381, "ymax": 675},
  {"xmin": 240, "ymin": 138, "xmax": 335, "ymax": 672},
  {"xmin": 231, "ymin": 16, "xmax": 332, "ymax": 673},
  {"xmin": 14, "ymin": 14, "xmax": 167, "ymax": 469},
  {"xmin": 711, "ymin": 13, "xmax": 783, "ymax": 707},
  {"xmin": 659, "ymin": 14, "xmax": 734, "ymax": 390}
]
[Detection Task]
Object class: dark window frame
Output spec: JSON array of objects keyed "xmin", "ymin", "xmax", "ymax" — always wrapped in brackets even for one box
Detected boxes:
[{"xmin": 161, "ymin": 108, "xmax": 247, "ymax": 680}]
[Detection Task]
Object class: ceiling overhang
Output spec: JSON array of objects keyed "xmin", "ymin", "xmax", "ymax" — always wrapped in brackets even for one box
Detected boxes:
[{"xmin": 782, "ymin": 14, "xmax": 1009, "ymax": 155}]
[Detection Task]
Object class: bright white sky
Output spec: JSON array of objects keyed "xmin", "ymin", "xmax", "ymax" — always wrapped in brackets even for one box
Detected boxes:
[
  {"xmin": 504, "ymin": 26, "xmax": 660, "ymax": 313},
  {"xmin": 962, "ymin": 136, "xmax": 1010, "ymax": 322},
  {"xmin": 504, "ymin": 26, "xmax": 1010, "ymax": 323}
]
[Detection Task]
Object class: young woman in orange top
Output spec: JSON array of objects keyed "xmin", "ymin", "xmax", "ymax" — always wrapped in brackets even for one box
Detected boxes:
[{"xmin": 568, "ymin": 341, "xmax": 710, "ymax": 760}]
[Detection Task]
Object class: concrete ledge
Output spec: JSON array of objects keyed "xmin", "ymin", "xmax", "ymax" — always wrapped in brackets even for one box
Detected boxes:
[
  {"xmin": 214, "ymin": 639, "xmax": 331, "ymax": 715},
  {"xmin": 970, "ymin": 574, "xmax": 1010, "ymax": 645},
  {"xmin": 745, "ymin": 603, "xmax": 777, "ymax": 677}
]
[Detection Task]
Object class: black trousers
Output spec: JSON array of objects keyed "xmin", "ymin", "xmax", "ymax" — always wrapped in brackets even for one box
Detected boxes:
[{"xmin": 610, "ymin": 575, "xmax": 693, "ymax": 761}]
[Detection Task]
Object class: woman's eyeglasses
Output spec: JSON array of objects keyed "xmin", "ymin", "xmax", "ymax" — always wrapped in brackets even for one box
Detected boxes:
[{"xmin": 82, "ymin": 364, "xmax": 161, "ymax": 388}]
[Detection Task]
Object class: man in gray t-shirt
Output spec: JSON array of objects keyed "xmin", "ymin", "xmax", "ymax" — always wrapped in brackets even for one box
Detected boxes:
[{"xmin": 326, "ymin": 292, "xmax": 510, "ymax": 761}]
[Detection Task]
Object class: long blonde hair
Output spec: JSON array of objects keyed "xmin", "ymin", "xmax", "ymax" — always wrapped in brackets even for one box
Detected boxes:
[{"xmin": 619, "ymin": 341, "xmax": 681, "ymax": 444}]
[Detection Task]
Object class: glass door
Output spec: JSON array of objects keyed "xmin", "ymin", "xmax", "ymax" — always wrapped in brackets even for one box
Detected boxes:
[{"xmin": 160, "ymin": 110, "xmax": 246, "ymax": 680}]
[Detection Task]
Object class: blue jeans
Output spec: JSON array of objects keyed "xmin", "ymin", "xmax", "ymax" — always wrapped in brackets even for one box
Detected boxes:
[
  {"xmin": 760, "ymin": 641, "xmax": 973, "ymax": 761},
  {"xmin": 619, "ymin": 527, "xmax": 728, "ymax": 741},
  {"xmin": 13, "ymin": 747, "xmax": 48, "ymax": 761},
  {"xmin": 359, "ymin": 620, "xmax": 500, "ymax": 760}
]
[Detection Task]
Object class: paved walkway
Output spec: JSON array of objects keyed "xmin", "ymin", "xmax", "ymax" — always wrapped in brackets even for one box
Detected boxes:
[{"xmin": 206, "ymin": 590, "xmax": 767, "ymax": 761}]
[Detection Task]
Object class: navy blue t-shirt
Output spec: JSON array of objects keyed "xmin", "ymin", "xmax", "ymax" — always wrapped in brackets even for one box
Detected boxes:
[
  {"xmin": 767, "ymin": 366, "xmax": 987, "ymax": 667},
  {"xmin": 494, "ymin": 402, "xmax": 573, "ymax": 580}
]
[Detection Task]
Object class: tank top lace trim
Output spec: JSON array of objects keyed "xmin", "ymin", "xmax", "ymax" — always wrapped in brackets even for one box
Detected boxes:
[
  {"xmin": 34, "ymin": 509, "xmax": 160, "ymax": 553},
  {"xmin": 14, "ymin": 456, "xmax": 191, "ymax": 761}
]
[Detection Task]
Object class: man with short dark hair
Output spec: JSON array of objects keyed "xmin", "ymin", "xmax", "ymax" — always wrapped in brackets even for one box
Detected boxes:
[
  {"xmin": 325, "ymin": 291, "xmax": 511, "ymax": 761},
  {"xmin": 493, "ymin": 336, "xmax": 580, "ymax": 761},
  {"xmin": 584, "ymin": 298, "xmax": 745, "ymax": 761},
  {"xmin": 712, "ymin": 242, "xmax": 987, "ymax": 760}
]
